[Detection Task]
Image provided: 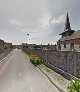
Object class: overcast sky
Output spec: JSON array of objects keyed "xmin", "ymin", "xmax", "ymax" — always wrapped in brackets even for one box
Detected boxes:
[{"xmin": 0, "ymin": 0, "xmax": 80, "ymax": 45}]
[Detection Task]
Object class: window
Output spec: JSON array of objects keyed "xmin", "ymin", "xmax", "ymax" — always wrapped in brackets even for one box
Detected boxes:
[
  {"xmin": 70, "ymin": 43, "xmax": 74, "ymax": 49},
  {"xmin": 64, "ymin": 43, "xmax": 66, "ymax": 48}
]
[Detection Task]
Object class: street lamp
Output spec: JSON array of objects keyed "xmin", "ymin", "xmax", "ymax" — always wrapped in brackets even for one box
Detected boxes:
[{"xmin": 27, "ymin": 34, "xmax": 29, "ymax": 44}]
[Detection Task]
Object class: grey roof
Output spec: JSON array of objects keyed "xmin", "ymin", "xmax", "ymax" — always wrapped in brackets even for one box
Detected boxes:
[{"xmin": 59, "ymin": 30, "xmax": 80, "ymax": 41}]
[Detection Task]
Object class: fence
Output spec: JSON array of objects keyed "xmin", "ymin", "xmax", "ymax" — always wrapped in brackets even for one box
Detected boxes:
[{"xmin": 23, "ymin": 48, "xmax": 80, "ymax": 79}]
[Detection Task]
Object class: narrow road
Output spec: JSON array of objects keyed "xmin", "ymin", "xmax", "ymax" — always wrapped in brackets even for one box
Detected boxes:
[{"xmin": 0, "ymin": 49, "xmax": 60, "ymax": 92}]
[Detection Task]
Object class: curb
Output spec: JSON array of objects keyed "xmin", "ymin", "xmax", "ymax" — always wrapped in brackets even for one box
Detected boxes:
[{"xmin": 37, "ymin": 66, "xmax": 67, "ymax": 92}]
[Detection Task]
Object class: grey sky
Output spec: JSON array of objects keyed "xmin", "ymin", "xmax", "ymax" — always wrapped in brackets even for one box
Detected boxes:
[{"xmin": 0, "ymin": 0, "xmax": 80, "ymax": 45}]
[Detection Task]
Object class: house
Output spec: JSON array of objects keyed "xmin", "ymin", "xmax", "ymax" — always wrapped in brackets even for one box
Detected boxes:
[{"xmin": 57, "ymin": 12, "xmax": 80, "ymax": 51}]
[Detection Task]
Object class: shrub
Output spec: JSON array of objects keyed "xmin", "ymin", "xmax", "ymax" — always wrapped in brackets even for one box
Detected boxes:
[
  {"xmin": 30, "ymin": 55, "xmax": 41, "ymax": 66},
  {"xmin": 4, "ymin": 44, "xmax": 13, "ymax": 49},
  {"xmin": 4, "ymin": 45, "xmax": 9, "ymax": 49},
  {"xmin": 68, "ymin": 77, "xmax": 80, "ymax": 92}
]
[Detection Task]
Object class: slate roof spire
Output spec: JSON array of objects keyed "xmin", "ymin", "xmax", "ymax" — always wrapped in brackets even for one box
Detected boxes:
[{"xmin": 64, "ymin": 12, "xmax": 71, "ymax": 31}]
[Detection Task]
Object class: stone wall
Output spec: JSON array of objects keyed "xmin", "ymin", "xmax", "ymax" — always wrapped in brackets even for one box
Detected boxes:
[
  {"xmin": 0, "ymin": 48, "xmax": 12, "ymax": 61},
  {"xmin": 23, "ymin": 48, "xmax": 80, "ymax": 79},
  {"xmin": 0, "ymin": 40, "xmax": 5, "ymax": 54}
]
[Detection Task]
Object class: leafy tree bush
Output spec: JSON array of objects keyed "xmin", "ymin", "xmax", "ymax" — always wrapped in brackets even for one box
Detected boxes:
[
  {"xmin": 68, "ymin": 77, "xmax": 80, "ymax": 92},
  {"xmin": 4, "ymin": 45, "xmax": 10, "ymax": 49},
  {"xmin": 30, "ymin": 55, "xmax": 41, "ymax": 66},
  {"xmin": 4, "ymin": 44, "xmax": 13, "ymax": 49},
  {"xmin": 9, "ymin": 45, "xmax": 13, "ymax": 48}
]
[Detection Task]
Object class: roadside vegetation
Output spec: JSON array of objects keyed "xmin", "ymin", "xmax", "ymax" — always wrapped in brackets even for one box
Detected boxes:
[
  {"xmin": 4, "ymin": 44, "xmax": 13, "ymax": 49},
  {"xmin": 22, "ymin": 48, "xmax": 41, "ymax": 66},
  {"xmin": 68, "ymin": 77, "xmax": 80, "ymax": 92},
  {"xmin": 30, "ymin": 55, "xmax": 41, "ymax": 66}
]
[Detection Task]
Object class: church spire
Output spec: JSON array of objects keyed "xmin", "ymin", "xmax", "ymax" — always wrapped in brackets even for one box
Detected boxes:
[{"xmin": 64, "ymin": 12, "xmax": 71, "ymax": 31}]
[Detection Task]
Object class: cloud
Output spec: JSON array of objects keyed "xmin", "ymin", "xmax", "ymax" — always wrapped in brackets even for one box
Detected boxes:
[
  {"xmin": 9, "ymin": 18, "xmax": 24, "ymax": 26},
  {"xmin": 48, "ymin": 0, "xmax": 80, "ymax": 30},
  {"xmin": 50, "ymin": 14, "xmax": 65, "ymax": 24},
  {"xmin": 0, "ymin": 0, "xmax": 80, "ymax": 44}
]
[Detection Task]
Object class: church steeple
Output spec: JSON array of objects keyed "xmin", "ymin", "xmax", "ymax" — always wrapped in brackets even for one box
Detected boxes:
[
  {"xmin": 64, "ymin": 12, "xmax": 71, "ymax": 31},
  {"xmin": 59, "ymin": 12, "xmax": 74, "ymax": 36}
]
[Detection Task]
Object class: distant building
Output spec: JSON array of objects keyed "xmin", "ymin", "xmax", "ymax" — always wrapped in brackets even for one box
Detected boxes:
[
  {"xmin": 57, "ymin": 12, "xmax": 80, "ymax": 51},
  {"xmin": 22, "ymin": 43, "xmax": 36, "ymax": 49},
  {"xmin": 22, "ymin": 43, "xmax": 56, "ymax": 50},
  {"xmin": 40, "ymin": 44, "xmax": 56, "ymax": 50}
]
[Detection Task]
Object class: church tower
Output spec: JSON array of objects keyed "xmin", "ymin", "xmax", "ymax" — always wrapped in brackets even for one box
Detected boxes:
[{"xmin": 59, "ymin": 12, "xmax": 74, "ymax": 37}]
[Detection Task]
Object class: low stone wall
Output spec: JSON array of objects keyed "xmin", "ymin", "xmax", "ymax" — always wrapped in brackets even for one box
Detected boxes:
[
  {"xmin": 0, "ymin": 48, "xmax": 12, "ymax": 61},
  {"xmin": 23, "ymin": 48, "xmax": 80, "ymax": 79}
]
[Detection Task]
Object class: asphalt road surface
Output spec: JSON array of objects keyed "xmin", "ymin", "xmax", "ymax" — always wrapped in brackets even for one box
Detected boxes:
[{"xmin": 0, "ymin": 49, "xmax": 60, "ymax": 92}]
